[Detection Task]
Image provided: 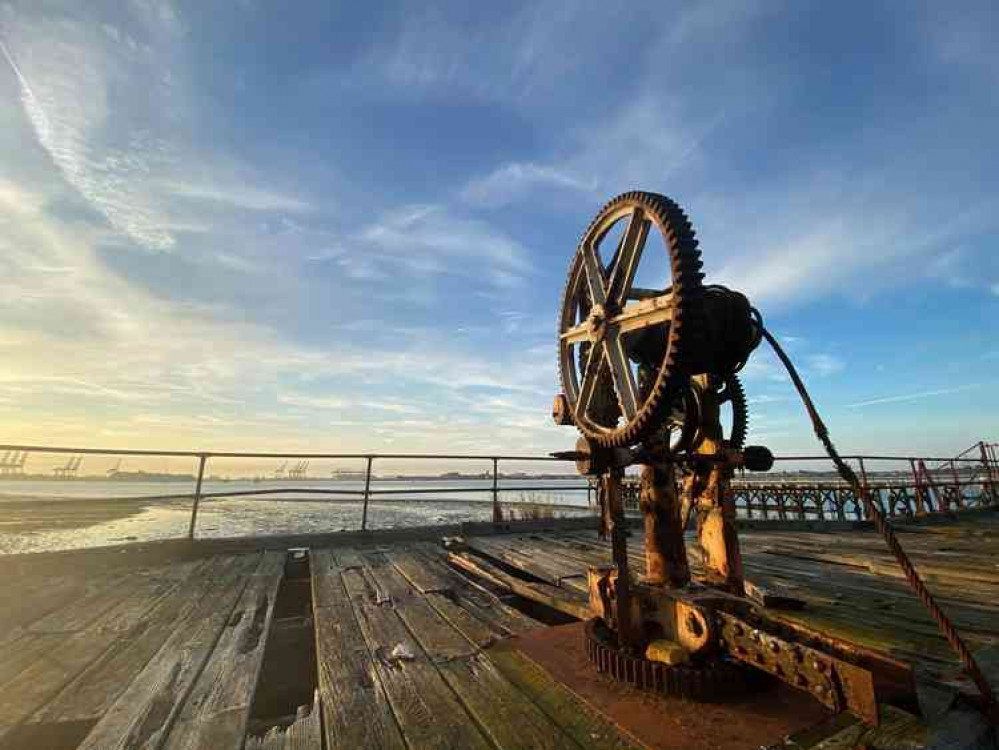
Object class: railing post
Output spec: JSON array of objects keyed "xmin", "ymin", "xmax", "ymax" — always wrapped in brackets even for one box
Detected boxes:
[
  {"xmin": 980, "ymin": 442, "xmax": 996, "ymax": 506},
  {"xmin": 949, "ymin": 460, "xmax": 964, "ymax": 509},
  {"xmin": 187, "ymin": 454, "xmax": 207, "ymax": 540},
  {"xmin": 857, "ymin": 457, "xmax": 870, "ymax": 520},
  {"xmin": 910, "ymin": 459, "xmax": 926, "ymax": 515},
  {"xmin": 492, "ymin": 458, "xmax": 500, "ymax": 523},
  {"xmin": 361, "ymin": 456, "xmax": 373, "ymax": 531}
]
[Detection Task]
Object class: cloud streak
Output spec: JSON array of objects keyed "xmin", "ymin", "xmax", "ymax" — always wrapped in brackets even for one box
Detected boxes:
[{"xmin": 847, "ymin": 384, "xmax": 980, "ymax": 409}]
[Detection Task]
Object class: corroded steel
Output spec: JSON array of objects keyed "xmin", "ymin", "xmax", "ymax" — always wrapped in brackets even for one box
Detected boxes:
[
  {"xmin": 716, "ymin": 612, "xmax": 877, "ymax": 723},
  {"xmin": 584, "ymin": 617, "xmax": 750, "ymax": 700},
  {"xmin": 558, "ymin": 192, "xmax": 707, "ymax": 448},
  {"xmin": 555, "ymin": 191, "xmax": 978, "ymax": 725},
  {"xmin": 639, "ymin": 462, "xmax": 690, "ymax": 588}
]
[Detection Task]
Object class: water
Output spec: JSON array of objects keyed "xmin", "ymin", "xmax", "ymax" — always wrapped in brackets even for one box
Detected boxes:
[{"xmin": 0, "ymin": 478, "xmax": 595, "ymax": 554}]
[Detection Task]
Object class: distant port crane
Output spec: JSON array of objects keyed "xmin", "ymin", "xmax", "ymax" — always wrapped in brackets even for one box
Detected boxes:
[
  {"xmin": 53, "ymin": 455, "xmax": 83, "ymax": 479},
  {"xmin": 274, "ymin": 460, "xmax": 288, "ymax": 479},
  {"xmin": 0, "ymin": 450, "xmax": 28, "ymax": 477},
  {"xmin": 287, "ymin": 460, "xmax": 309, "ymax": 480},
  {"xmin": 107, "ymin": 459, "xmax": 123, "ymax": 477}
]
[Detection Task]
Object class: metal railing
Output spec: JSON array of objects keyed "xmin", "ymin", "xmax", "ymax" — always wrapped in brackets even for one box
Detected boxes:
[
  {"xmin": 0, "ymin": 441, "xmax": 995, "ymax": 544},
  {"xmin": 0, "ymin": 444, "xmax": 595, "ymax": 540},
  {"xmin": 621, "ymin": 443, "xmax": 999, "ymax": 522}
]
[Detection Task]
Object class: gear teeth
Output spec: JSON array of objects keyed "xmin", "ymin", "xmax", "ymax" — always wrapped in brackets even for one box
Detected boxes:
[
  {"xmin": 584, "ymin": 618, "xmax": 750, "ymax": 701},
  {"xmin": 727, "ymin": 374, "xmax": 749, "ymax": 450}
]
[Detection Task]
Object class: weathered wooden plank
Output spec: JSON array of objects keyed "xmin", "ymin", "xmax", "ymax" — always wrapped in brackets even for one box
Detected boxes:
[
  {"xmin": 466, "ymin": 536, "xmax": 583, "ymax": 588},
  {"xmin": 386, "ymin": 549, "xmax": 451, "ymax": 593},
  {"xmin": 76, "ymin": 553, "xmax": 262, "ymax": 750},
  {"xmin": 448, "ymin": 551, "xmax": 591, "ymax": 620},
  {"xmin": 161, "ymin": 551, "xmax": 285, "ymax": 750},
  {"xmin": 0, "ymin": 572, "xmax": 153, "ymax": 689},
  {"xmin": 488, "ymin": 642, "xmax": 639, "ymax": 750},
  {"xmin": 31, "ymin": 556, "xmax": 232, "ymax": 726},
  {"xmin": 310, "ymin": 548, "xmax": 405, "ymax": 750},
  {"xmin": 375, "ymin": 561, "xmax": 580, "ymax": 750},
  {"xmin": 414, "ymin": 549, "xmax": 544, "ymax": 643},
  {"xmin": 0, "ymin": 561, "xmax": 202, "ymax": 729},
  {"xmin": 341, "ymin": 564, "xmax": 492, "ymax": 750},
  {"xmin": 0, "ymin": 574, "xmax": 86, "ymax": 642},
  {"xmin": 25, "ymin": 570, "xmax": 153, "ymax": 634},
  {"xmin": 244, "ymin": 690, "xmax": 321, "ymax": 750}
]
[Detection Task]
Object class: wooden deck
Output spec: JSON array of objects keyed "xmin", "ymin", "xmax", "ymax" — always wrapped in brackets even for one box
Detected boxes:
[
  {"xmin": 450, "ymin": 516, "xmax": 999, "ymax": 694},
  {"xmin": 0, "ymin": 539, "xmax": 636, "ymax": 750},
  {"xmin": 0, "ymin": 514, "xmax": 996, "ymax": 749}
]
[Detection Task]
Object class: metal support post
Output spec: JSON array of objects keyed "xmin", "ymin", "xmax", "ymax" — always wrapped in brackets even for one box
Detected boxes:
[
  {"xmin": 361, "ymin": 456, "xmax": 373, "ymax": 531},
  {"xmin": 492, "ymin": 458, "xmax": 500, "ymax": 523},
  {"xmin": 187, "ymin": 454, "xmax": 207, "ymax": 540},
  {"xmin": 950, "ymin": 460, "xmax": 964, "ymax": 509},
  {"xmin": 981, "ymin": 442, "xmax": 996, "ymax": 506},
  {"xmin": 605, "ymin": 471, "xmax": 639, "ymax": 646},
  {"xmin": 910, "ymin": 459, "xmax": 926, "ymax": 515},
  {"xmin": 639, "ymin": 463, "xmax": 690, "ymax": 588}
]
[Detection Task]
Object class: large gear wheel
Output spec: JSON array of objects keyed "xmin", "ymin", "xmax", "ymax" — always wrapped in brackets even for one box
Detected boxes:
[
  {"xmin": 584, "ymin": 618, "xmax": 753, "ymax": 700},
  {"xmin": 558, "ymin": 192, "xmax": 706, "ymax": 448}
]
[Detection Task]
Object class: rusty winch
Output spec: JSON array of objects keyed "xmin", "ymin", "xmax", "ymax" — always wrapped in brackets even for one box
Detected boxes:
[{"xmin": 550, "ymin": 191, "xmax": 920, "ymax": 724}]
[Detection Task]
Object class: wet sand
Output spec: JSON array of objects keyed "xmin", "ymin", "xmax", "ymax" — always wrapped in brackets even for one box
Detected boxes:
[{"xmin": 0, "ymin": 496, "xmax": 156, "ymax": 534}]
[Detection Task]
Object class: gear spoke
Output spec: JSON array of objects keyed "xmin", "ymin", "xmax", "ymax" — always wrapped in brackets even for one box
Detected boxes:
[
  {"xmin": 607, "ymin": 207, "xmax": 649, "ymax": 306},
  {"xmin": 604, "ymin": 332, "xmax": 639, "ymax": 420},
  {"xmin": 560, "ymin": 321, "xmax": 594, "ymax": 344},
  {"xmin": 576, "ymin": 343, "xmax": 607, "ymax": 422},
  {"xmin": 581, "ymin": 241, "xmax": 608, "ymax": 307},
  {"xmin": 610, "ymin": 292, "xmax": 675, "ymax": 335}
]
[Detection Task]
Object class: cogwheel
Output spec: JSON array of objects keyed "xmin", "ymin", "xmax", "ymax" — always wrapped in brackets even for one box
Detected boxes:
[
  {"xmin": 584, "ymin": 618, "xmax": 753, "ymax": 701},
  {"xmin": 719, "ymin": 374, "xmax": 748, "ymax": 451},
  {"xmin": 558, "ymin": 192, "xmax": 706, "ymax": 449}
]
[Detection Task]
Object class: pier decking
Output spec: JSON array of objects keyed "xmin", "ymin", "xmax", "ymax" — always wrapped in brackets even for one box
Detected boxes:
[{"xmin": 0, "ymin": 513, "xmax": 997, "ymax": 749}]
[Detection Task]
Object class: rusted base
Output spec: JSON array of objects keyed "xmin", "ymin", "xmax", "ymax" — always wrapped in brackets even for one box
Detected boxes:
[{"xmin": 513, "ymin": 622, "xmax": 834, "ymax": 750}]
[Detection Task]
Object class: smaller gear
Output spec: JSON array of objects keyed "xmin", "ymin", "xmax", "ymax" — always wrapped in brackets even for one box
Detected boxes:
[{"xmin": 653, "ymin": 374, "xmax": 748, "ymax": 455}]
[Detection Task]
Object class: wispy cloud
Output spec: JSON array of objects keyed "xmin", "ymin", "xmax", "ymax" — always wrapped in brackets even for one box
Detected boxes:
[
  {"xmin": 313, "ymin": 204, "xmax": 534, "ymax": 291},
  {"xmin": 805, "ymin": 354, "xmax": 845, "ymax": 377},
  {"xmin": 462, "ymin": 163, "xmax": 596, "ymax": 207},
  {"xmin": 848, "ymin": 384, "xmax": 980, "ymax": 409},
  {"xmin": 159, "ymin": 180, "xmax": 313, "ymax": 213}
]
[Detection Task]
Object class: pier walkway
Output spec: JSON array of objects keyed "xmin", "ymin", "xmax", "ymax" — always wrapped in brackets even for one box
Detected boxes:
[{"xmin": 0, "ymin": 512, "xmax": 997, "ymax": 749}]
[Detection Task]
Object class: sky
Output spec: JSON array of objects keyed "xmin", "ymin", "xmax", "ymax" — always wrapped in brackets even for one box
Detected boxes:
[{"xmin": 0, "ymin": 0, "xmax": 996, "ymax": 467}]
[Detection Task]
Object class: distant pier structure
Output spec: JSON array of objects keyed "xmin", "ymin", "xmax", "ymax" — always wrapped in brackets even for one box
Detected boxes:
[{"xmin": 0, "ymin": 450, "xmax": 27, "ymax": 477}]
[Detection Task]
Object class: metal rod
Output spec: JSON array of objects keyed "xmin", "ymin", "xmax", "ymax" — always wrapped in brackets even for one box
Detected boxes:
[
  {"xmin": 361, "ymin": 456, "xmax": 374, "ymax": 532},
  {"xmin": 981, "ymin": 441, "xmax": 996, "ymax": 505},
  {"xmin": 491, "ymin": 458, "xmax": 500, "ymax": 522},
  {"xmin": 187, "ymin": 455, "xmax": 207, "ymax": 540}
]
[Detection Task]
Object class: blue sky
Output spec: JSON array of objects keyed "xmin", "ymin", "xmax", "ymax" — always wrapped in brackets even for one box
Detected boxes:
[{"xmin": 0, "ymin": 0, "xmax": 996, "ymax": 461}]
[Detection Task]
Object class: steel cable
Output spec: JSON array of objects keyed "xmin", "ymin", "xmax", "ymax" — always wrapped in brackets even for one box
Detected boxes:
[{"xmin": 760, "ymin": 327, "xmax": 997, "ymax": 715}]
